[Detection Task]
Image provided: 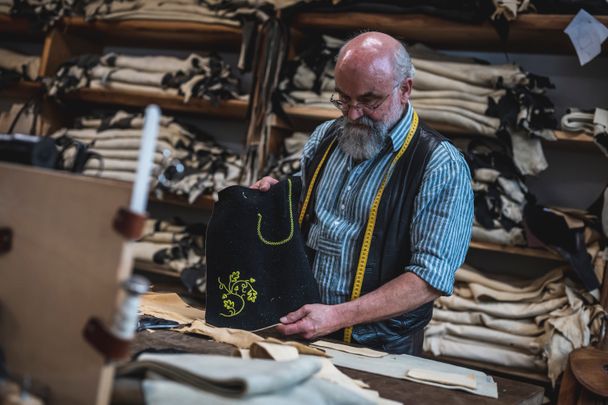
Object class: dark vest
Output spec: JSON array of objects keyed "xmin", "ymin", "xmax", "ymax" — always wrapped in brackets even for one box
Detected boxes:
[{"xmin": 300, "ymin": 117, "xmax": 448, "ymax": 351}]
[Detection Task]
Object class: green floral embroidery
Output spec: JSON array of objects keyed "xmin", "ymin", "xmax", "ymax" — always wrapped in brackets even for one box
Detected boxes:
[
  {"xmin": 257, "ymin": 178, "xmax": 294, "ymax": 246},
  {"xmin": 218, "ymin": 271, "xmax": 258, "ymax": 317}
]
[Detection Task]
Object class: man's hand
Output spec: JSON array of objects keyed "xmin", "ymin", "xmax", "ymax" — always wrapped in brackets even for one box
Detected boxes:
[
  {"xmin": 276, "ymin": 304, "xmax": 344, "ymax": 340},
  {"xmin": 250, "ymin": 176, "xmax": 279, "ymax": 192}
]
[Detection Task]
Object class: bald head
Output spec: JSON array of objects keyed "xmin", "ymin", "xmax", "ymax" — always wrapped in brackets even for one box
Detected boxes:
[{"xmin": 336, "ymin": 32, "xmax": 414, "ymax": 85}]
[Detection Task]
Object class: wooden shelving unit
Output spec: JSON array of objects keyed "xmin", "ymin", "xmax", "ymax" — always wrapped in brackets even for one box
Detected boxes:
[
  {"xmin": 0, "ymin": 15, "xmax": 250, "ymax": 210},
  {"xmin": 64, "ymin": 88, "xmax": 249, "ymax": 119},
  {"xmin": 292, "ymin": 13, "xmax": 608, "ymax": 54}
]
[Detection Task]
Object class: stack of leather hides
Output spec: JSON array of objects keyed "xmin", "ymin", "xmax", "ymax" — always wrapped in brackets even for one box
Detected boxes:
[
  {"xmin": 134, "ymin": 218, "xmax": 207, "ymax": 294},
  {"xmin": 278, "ymin": 35, "xmax": 557, "ymax": 175},
  {"xmin": 465, "ymin": 139, "xmax": 531, "ymax": 247},
  {"xmin": 205, "ymin": 177, "xmax": 321, "ymax": 330},
  {"xmin": 46, "ymin": 52, "xmax": 245, "ymax": 105},
  {"xmin": 49, "ymin": 110, "xmax": 244, "ymax": 202},
  {"xmin": 0, "ymin": 47, "xmax": 40, "ymax": 88},
  {"xmin": 424, "ymin": 264, "xmax": 606, "ymax": 385}
]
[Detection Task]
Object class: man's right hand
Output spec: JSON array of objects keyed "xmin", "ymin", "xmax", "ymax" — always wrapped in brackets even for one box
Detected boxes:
[{"xmin": 250, "ymin": 176, "xmax": 278, "ymax": 192}]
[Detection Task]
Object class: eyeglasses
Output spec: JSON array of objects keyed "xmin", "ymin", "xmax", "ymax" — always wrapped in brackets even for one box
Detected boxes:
[{"xmin": 330, "ymin": 84, "xmax": 399, "ymax": 114}]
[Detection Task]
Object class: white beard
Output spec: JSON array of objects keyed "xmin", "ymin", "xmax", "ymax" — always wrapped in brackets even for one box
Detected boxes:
[{"xmin": 337, "ymin": 101, "xmax": 405, "ymax": 161}]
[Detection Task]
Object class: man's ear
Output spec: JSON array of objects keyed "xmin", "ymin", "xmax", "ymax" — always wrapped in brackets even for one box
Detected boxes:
[{"xmin": 399, "ymin": 78, "xmax": 413, "ymax": 104}]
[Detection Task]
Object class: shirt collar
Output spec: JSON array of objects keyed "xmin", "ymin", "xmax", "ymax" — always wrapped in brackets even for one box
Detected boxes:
[{"xmin": 386, "ymin": 103, "xmax": 414, "ymax": 153}]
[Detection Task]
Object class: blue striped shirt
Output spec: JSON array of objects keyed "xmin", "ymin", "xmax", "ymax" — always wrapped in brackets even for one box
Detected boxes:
[{"xmin": 300, "ymin": 104, "xmax": 473, "ymax": 336}]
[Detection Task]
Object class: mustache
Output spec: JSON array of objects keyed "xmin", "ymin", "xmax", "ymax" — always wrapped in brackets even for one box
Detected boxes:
[{"xmin": 343, "ymin": 116, "xmax": 375, "ymax": 129}]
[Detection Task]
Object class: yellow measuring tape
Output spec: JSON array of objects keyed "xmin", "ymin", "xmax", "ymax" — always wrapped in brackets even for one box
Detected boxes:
[{"xmin": 343, "ymin": 112, "xmax": 419, "ymax": 343}]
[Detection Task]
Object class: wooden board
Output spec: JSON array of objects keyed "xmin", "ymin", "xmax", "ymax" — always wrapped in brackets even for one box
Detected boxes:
[
  {"xmin": 0, "ymin": 15, "xmax": 43, "ymax": 39},
  {"xmin": 0, "ymin": 163, "xmax": 134, "ymax": 405},
  {"xmin": 292, "ymin": 13, "xmax": 608, "ymax": 54},
  {"xmin": 64, "ymin": 88, "xmax": 249, "ymax": 119},
  {"xmin": 61, "ymin": 17, "xmax": 242, "ymax": 50}
]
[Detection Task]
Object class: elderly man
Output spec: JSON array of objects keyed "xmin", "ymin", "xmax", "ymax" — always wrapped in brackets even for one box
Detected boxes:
[{"xmin": 252, "ymin": 32, "xmax": 473, "ymax": 355}]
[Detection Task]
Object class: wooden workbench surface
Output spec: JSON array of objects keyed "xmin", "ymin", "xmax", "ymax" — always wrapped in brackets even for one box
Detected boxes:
[{"xmin": 122, "ymin": 330, "xmax": 544, "ymax": 405}]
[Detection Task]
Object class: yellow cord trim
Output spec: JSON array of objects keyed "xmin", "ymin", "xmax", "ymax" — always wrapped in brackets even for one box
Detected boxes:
[
  {"xmin": 257, "ymin": 178, "xmax": 294, "ymax": 246},
  {"xmin": 343, "ymin": 112, "xmax": 419, "ymax": 343},
  {"xmin": 298, "ymin": 138, "xmax": 337, "ymax": 226}
]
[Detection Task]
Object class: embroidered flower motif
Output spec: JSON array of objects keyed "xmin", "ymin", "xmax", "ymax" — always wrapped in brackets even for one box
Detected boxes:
[
  {"xmin": 223, "ymin": 299, "xmax": 235, "ymax": 312},
  {"xmin": 218, "ymin": 270, "xmax": 258, "ymax": 317},
  {"xmin": 246, "ymin": 289, "xmax": 257, "ymax": 303}
]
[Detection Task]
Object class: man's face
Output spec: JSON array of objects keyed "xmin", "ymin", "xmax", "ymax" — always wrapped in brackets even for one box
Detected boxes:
[{"xmin": 333, "ymin": 62, "xmax": 410, "ymax": 161}]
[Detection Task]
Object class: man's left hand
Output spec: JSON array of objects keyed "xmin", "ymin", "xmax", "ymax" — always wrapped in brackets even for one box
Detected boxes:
[{"xmin": 276, "ymin": 304, "xmax": 344, "ymax": 340}]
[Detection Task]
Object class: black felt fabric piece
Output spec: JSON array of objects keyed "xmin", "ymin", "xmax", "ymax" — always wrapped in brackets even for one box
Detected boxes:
[
  {"xmin": 0, "ymin": 134, "xmax": 57, "ymax": 168},
  {"xmin": 205, "ymin": 177, "xmax": 321, "ymax": 330}
]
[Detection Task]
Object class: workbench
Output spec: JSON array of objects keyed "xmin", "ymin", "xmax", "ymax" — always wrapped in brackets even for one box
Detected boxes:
[{"xmin": 114, "ymin": 330, "xmax": 545, "ymax": 405}]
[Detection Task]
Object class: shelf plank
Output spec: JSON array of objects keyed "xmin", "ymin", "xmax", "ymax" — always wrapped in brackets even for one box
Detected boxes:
[
  {"xmin": 293, "ymin": 12, "xmax": 608, "ymax": 54},
  {"xmin": 63, "ymin": 88, "xmax": 249, "ymax": 119},
  {"xmin": 0, "ymin": 15, "xmax": 43, "ymax": 38},
  {"xmin": 281, "ymin": 105, "xmax": 595, "ymax": 147},
  {"xmin": 469, "ymin": 240, "xmax": 564, "ymax": 261},
  {"xmin": 0, "ymin": 80, "xmax": 44, "ymax": 99},
  {"xmin": 61, "ymin": 16, "xmax": 242, "ymax": 50}
]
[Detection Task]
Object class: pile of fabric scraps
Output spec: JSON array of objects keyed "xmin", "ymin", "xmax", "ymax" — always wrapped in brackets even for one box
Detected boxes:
[
  {"xmin": 0, "ymin": 0, "xmax": 80, "ymax": 30},
  {"xmin": 262, "ymin": 131, "xmax": 307, "ymax": 178},
  {"xmin": 46, "ymin": 52, "xmax": 244, "ymax": 104},
  {"xmin": 49, "ymin": 110, "xmax": 244, "ymax": 202},
  {"xmin": 134, "ymin": 219, "xmax": 207, "ymax": 294},
  {"xmin": 424, "ymin": 264, "xmax": 606, "ymax": 385},
  {"xmin": 464, "ymin": 139, "xmax": 531, "ymax": 246},
  {"xmin": 560, "ymin": 107, "xmax": 608, "ymax": 157},
  {"xmin": 278, "ymin": 35, "xmax": 557, "ymax": 175},
  {"xmin": 0, "ymin": 47, "xmax": 40, "ymax": 88}
]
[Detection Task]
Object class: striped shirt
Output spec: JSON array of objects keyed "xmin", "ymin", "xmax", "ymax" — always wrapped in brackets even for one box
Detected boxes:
[{"xmin": 300, "ymin": 104, "xmax": 473, "ymax": 338}]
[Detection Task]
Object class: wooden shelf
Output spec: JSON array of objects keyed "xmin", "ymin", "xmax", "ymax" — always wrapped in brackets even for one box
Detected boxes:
[
  {"xmin": 292, "ymin": 13, "xmax": 608, "ymax": 54},
  {"xmin": 425, "ymin": 353, "xmax": 550, "ymax": 386},
  {"xmin": 0, "ymin": 80, "xmax": 44, "ymax": 99},
  {"xmin": 280, "ymin": 105, "xmax": 595, "ymax": 147},
  {"xmin": 60, "ymin": 16, "xmax": 242, "ymax": 50},
  {"xmin": 0, "ymin": 15, "xmax": 43, "ymax": 39},
  {"xmin": 63, "ymin": 88, "xmax": 248, "ymax": 119},
  {"xmin": 469, "ymin": 240, "xmax": 564, "ymax": 261}
]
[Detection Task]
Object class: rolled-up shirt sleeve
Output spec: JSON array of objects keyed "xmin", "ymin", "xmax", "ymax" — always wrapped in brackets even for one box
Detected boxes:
[{"xmin": 405, "ymin": 142, "xmax": 474, "ymax": 295}]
